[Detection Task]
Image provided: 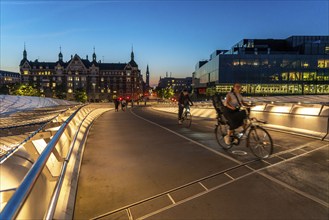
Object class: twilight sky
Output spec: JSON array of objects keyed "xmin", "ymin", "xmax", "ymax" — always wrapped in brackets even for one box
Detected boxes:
[{"xmin": 1, "ymin": 0, "xmax": 328, "ymax": 86}]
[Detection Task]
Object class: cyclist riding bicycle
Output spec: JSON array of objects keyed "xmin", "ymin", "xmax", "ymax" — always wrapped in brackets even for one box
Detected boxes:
[
  {"xmin": 178, "ymin": 89, "xmax": 193, "ymax": 125},
  {"xmin": 223, "ymin": 83, "xmax": 251, "ymax": 145}
]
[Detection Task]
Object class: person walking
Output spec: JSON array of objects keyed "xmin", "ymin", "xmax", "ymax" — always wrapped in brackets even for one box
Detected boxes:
[
  {"xmin": 121, "ymin": 99, "xmax": 127, "ymax": 111},
  {"xmin": 114, "ymin": 98, "xmax": 119, "ymax": 112}
]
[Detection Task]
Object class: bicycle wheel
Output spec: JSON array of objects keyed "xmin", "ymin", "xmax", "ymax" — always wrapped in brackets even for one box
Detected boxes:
[
  {"xmin": 247, "ymin": 126, "xmax": 273, "ymax": 159},
  {"xmin": 182, "ymin": 112, "xmax": 192, "ymax": 128},
  {"xmin": 215, "ymin": 123, "xmax": 232, "ymax": 150}
]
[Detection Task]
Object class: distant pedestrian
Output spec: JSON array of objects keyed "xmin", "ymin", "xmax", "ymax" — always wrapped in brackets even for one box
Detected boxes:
[
  {"xmin": 121, "ymin": 99, "xmax": 127, "ymax": 111},
  {"xmin": 114, "ymin": 99, "xmax": 119, "ymax": 112}
]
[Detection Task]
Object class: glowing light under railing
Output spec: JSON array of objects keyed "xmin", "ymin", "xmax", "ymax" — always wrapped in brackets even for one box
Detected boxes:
[
  {"xmin": 293, "ymin": 107, "xmax": 321, "ymax": 115},
  {"xmin": 251, "ymin": 105, "xmax": 266, "ymax": 111},
  {"xmin": 269, "ymin": 106, "xmax": 291, "ymax": 113}
]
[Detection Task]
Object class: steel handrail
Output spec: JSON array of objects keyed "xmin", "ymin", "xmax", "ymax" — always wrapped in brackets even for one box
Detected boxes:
[
  {"xmin": 0, "ymin": 105, "xmax": 79, "ymax": 164},
  {"xmin": 0, "ymin": 105, "xmax": 84, "ymax": 219},
  {"xmin": 44, "ymin": 107, "xmax": 96, "ymax": 220}
]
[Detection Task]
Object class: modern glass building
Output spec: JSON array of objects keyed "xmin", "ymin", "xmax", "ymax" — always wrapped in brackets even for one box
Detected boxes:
[{"xmin": 193, "ymin": 36, "xmax": 329, "ymax": 96}]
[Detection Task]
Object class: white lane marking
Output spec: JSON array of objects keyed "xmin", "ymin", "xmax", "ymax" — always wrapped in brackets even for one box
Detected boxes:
[
  {"xmin": 136, "ymin": 144, "xmax": 329, "ymax": 220},
  {"xmin": 126, "ymin": 208, "xmax": 133, "ymax": 220},
  {"xmin": 130, "ymin": 109, "xmax": 242, "ymax": 165},
  {"xmin": 276, "ymin": 155, "xmax": 286, "ymax": 160},
  {"xmin": 246, "ymin": 163, "xmax": 329, "ymax": 209},
  {"xmin": 198, "ymin": 182, "xmax": 209, "ymax": 191},
  {"xmin": 262, "ymin": 159, "xmax": 272, "ymax": 165},
  {"xmin": 167, "ymin": 194, "xmax": 176, "ymax": 204},
  {"xmin": 224, "ymin": 172, "xmax": 235, "ymax": 180}
]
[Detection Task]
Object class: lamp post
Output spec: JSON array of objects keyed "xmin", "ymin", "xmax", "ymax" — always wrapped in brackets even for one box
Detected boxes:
[{"xmin": 92, "ymin": 82, "xmax": 96, "ymax": 102}]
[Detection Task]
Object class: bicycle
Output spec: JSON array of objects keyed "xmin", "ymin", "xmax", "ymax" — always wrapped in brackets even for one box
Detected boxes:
[
  {"xmin": 181, "ymin": 105, "xmax": 192, "ymax": 128},
  {"xmin": 214, "ymin": 105, "xmax": 273, "ymax": 159}
]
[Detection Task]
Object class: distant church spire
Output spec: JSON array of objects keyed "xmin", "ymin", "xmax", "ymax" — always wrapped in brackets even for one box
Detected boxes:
[
  {"xmin": 131, "ymin": 45, "xmax": 134, "ymax": 61},
  {"xmin": 146, "ymin": 64, "xmax": 150, "ymax": 88},
  {"xmin": 58, "ymin": 46, "xmax": 63, "ymax": 61},
  {"xmin": 23, "ymin": 43, "xmax": 27, "ymax": 59},
  {"xmin": 92, "ymin": 46, "xmax": 97, "ymax": 61}
]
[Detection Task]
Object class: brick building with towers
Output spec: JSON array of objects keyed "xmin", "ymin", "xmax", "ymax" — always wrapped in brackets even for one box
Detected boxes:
[{"xmin": 19, "ymin": 46, "xmax": 145, "ymax": 102}]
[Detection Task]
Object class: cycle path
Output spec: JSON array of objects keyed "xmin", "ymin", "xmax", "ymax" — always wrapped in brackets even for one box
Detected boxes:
[{"xmin": 74, "ymin": 108, "xmax": 328, "ymax": 219}]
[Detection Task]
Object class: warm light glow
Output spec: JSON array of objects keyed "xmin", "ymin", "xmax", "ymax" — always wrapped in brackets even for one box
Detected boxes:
[
  {"xmin": 269, "ymin": 106, "xmax": 291, "ymax": 113},
  {"xmin": 293, "ymin": 107, "xmax": 321, "ymax": 115},
  {"xmin": 251, "ymin": 105, "xmax": 266, "ymax": 111}
]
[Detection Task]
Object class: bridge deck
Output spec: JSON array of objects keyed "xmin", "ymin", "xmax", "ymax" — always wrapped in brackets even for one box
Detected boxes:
[{"xmin": 74, "ymin": 106, "xmax": 328, "ymax": 220}]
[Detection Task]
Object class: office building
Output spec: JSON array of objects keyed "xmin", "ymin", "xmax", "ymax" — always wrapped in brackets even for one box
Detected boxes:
[
  {"xmin": 193, "ymin": 36, "xmax": 329, "ymax": 96},
  {"xmin": 157, "ymin": 76, "xmax": 192, "ymax": 93}
]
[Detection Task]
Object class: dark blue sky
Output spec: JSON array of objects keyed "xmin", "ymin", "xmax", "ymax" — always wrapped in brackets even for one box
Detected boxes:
[{"xmin": 1, "ymin": 0, "xmax": 328, "ymax": 85}]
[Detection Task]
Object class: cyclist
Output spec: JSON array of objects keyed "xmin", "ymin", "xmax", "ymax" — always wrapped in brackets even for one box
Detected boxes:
[
  {"xmin": 223, "ymin": 83, "xmax": 250, "ymax": 145},
  {"xmin": 178, "ymin": 89, "xmax": 193, "ymax": 125}
]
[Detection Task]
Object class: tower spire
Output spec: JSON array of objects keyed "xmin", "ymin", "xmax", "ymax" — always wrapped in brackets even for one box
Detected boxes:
[
  {"xmin": 131, "ymin": 45, "xmax": 134, "ymax": 61},
  {"xmin": 58, "ymin": 46, "xmax": 63, "ymax": 61},
  {"xmin": 23, "ymin": 42, "xmax": 27, "ymax": 59},
  {"xmin": 92, "ymin": 46, "xmax": 96, "ymax": 61},
  {"xmin": 146, "ymin": 64, "xmax": 150, "ymax": 88}
]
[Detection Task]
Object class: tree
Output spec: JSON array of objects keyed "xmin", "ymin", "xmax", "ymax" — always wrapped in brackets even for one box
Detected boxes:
[
  {"xmin": 55, "ymin": 84, "xmax": 67, "ymax": 99},
  {"xmin": 74, "ymin": 87, "xmax": 88, "ymax": 103},
  {"xmin": 11, "ymin": 83, "xmax": 40, "ymax": 96},
  {"xmin": 0, "ymin": 85, "xmax": 10, "ymax": 95}
]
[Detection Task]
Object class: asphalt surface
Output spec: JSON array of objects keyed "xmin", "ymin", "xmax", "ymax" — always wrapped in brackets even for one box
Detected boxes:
[{"xmin": 74, "ymin": 106, "xmax": 328, "ymax": 220}]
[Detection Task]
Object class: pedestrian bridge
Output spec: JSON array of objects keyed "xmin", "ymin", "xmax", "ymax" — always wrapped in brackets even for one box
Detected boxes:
[{"xmin": 0, "ymin": 95, "xmax": 328, "ymax": 219}]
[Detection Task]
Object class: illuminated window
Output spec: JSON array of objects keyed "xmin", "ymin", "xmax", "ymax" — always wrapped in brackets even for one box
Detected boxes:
[
  {"xmin": 281, "ymin": 72, "xmax": 288, "ymax": 81},
  {"xmin": 68, "ymin": 89, "xmax": 73, "ymax": 93},
  {"xmin": 101, "ymin": 89, "xmax": 104, "ymax": 93},
  {"xmin": 240, "ymin": 60, "xmax": 246, "ymax": 66},
  {"xmin": 233, "ymin": 60, "xmax": 239, "ymax": 66},
  {"xmin": 325, "ymin": 46, "xmax": 329, "ymax": 54},
  {"xmin": 68, "ymin": 83, "xmax": 73, "ymax": 87},
  {"xmin": 318, "ymin": 60, "xmax": 329, "ymax": 68},
  {"xmin": 33, "ymin": 76, "xmax": 37, "ymax": 81},
  {"xmin": 81, "ymin": 77, "xmax": 86, "ymax": 81},
  {"xmin": 302, "ymin": 62, "xmax": 309, "ymax": 68},
  {"xmin": 52, "ymin": 83, "xmax": 56, "ymax": 87},
  {"xmin": 75, "ymin": 77, "xmax": 80, "ymax": 81},
  {"xmin": 23, "ymin": 70, "xmax": 29, "ymax": 75},
  {"xmin": 68, "ymin": 77, "xmax": 73, "ymax": 81},
  {"xmin": 101, "ymin": 77, "xmax": 104, "ymax": 82}
]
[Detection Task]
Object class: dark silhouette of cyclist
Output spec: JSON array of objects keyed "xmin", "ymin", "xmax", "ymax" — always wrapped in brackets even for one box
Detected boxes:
[
  {"xmin": 223, "ymin": 83, "xmax": 250, "ymax": 144},
  {"xmin": 178, "ymin": 89, "xmax": 193, "ymax": 125}
]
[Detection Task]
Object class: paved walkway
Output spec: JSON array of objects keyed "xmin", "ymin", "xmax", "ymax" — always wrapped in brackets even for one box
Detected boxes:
[{"xmin": 74, "ymin": 107, "xmax": 328, "ymax": 220}]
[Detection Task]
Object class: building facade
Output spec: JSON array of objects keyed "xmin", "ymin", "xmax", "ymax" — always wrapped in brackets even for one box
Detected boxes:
[
  {"xmin": 157, "ymin": 76, "xmax": 192, "ymax": 93},
  {"xmin": 0, "ymin": 70, "xmax": 21, "ymax": 85},
  {"xmin": 193, "ymin": 36, "xmax": 329, "ymax": 96},
  {"xmin": 20, "ymin": 48, "xmax": 145, "ymax": 101}
]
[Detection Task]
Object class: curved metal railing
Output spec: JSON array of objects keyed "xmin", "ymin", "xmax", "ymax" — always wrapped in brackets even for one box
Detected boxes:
[{"xmin": 0, "ymin": 105, "xmax": 84, "ymax": 219}]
